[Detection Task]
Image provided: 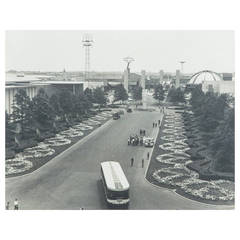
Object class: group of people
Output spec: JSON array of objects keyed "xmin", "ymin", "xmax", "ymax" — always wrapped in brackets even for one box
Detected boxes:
[
  {"xmin": 128, "ymin": 129, "xmax": 146, "ymax": 146},
  {"xmin": 128, "ymin": 135, "xmax": 143, "ymax": 146},
  {"xmin": 159, "ymin": 106, "xmax": 166, "ymax": 114},
  {"xmin": 6, "ymin": 198, "xmax": 19, "ymax": 210},
  {"xmin": 153, "ymin": 119, "xmax": 161, "ymax": 128}
]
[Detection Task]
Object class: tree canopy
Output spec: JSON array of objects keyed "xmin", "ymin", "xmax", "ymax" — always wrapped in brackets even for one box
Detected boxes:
[
  {"xmin": 153, "ymin": 84, "xmax": 164, "ymax": 103},
  {"xmin": 189, "ymin": 87, "xmax": 234, "ymax": 173},
  {"xmin": 132, "ymin": 85, "xmax": 142, "ymax": 101},
  {"xmin": 167, "ymin": 87, "xmax": 185, "ymax": 103},
  {"xmin": 114, "ymin": 84, "xmax": 128, "ymax": 102},
  {"xmin": 92, "ymin": 87, "xmax": 106, "ymax": 105}
]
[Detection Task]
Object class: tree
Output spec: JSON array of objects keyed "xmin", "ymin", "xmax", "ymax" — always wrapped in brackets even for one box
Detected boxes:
[
  {"xmin": 153, "ymin": 84, "xmax": 164, "ymax": 103},
  {"xmin": 210, "ymin": 107, "xmax": 234, "ymax": 172},
  {"xmin": 84, "ymin": 88, "xmax": 94, "ymax": 103},
  {"xmin": 32, "ymin": 88, "xmax": 55, "ymax": 126},
  {"xmin": 114, "ymin": 84, "xmax": 128, "ymax": 102},
  {"xmin": 93, "ymin": 87, "xmax": 106, "ymax": 105},
  {"xmin": 132, "ymin": 85, "xmax": 142, "ymax": 101},
  {"xmin": 5, "ymin": 111, "xmax": 13, "ymax": 144},
  {"xmin": 167, "ymin": 87, "xmax": 185, "ymax": 103},
  {"xmin": 49, "ymin": 94, "xmax": 64, "ymax": 119},
  {"xmin": 72, "ymin": 93, "xmax": 92, "ymax": 117},
  {"xmin": 78, "ymin": 93, "xmax": 92, "ymax": 112},
  {"xmin": 11, "ymin": 89, "xmax": 33, "ymax": 137},
  {"xmin": 58, "ymin": 90, "xmax": 74, "ymax": 117}
]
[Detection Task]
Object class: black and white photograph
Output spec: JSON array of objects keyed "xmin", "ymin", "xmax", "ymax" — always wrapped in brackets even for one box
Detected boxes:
[
  {"xmin": 1, "ymin": 1, "xmax": 239, "ymax": 240},
  {"xmin": 5, "ymin": 30, "xmax": 235, "ymax": 210}
]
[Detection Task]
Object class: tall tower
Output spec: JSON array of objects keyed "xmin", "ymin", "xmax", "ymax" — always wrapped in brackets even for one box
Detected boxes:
[
  {"xmin": 176, "ymin": 69, "xmax": 180, "ymax": 88},
  {"xmin": 159, "ymin": 70, "xmax": 164, "ymax": 84},
  {"xmin": 123, "ymin": 56, "xmax": 134, "ymax": 93},
  {"xmin": 141, "ymin": 70, "xmax": 146, "ymax": 89},
  {"xmin": 82, "ymin": 34, "xmax": 93, "ymax": 84}
]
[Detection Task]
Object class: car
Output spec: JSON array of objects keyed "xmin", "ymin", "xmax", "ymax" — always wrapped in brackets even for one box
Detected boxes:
[
  {"xmin": 113, "ymin": 113, "xmax": 120, "ymax": 120},
  {"xmin": 127, "ymin": 108, "xmax": 132, "ymax": 113},
  {"xmin": 143, "ymin": 137, "xmax": 154, "ymax": 147}
]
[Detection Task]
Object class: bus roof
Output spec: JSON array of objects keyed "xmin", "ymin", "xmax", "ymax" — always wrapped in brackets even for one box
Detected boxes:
[{"xmin": 101, "ymin": 161, "xmax": 129, "ymax": 191}]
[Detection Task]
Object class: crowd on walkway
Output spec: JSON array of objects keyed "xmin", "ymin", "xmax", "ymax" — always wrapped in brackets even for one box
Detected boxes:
[
  {"xmin": 127, "ymin": 129, "xmax": 146, "ymax": 146},
  {"xmin": 6, "ymin": 198, "xmax": 19, "ymax": 210},
  {"xmin": 152, "ymin": 119, "xmax": 161, "ymax": 128}
]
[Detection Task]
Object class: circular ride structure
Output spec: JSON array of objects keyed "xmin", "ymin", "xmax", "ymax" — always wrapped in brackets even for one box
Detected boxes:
[{"xmin": 189, "ymin": 70, "xmax": 222, "ymax": 85}]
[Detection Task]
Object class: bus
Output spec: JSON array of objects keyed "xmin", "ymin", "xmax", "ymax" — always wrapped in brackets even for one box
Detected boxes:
[{"xmin": 100, "ymin": 161, "xmax": 130, "ymax": 208}]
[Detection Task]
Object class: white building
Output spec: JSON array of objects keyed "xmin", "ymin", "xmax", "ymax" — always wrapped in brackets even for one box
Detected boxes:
[{"xmin": 202, "ymin": 81, "xmax": 235, "ymax": 96}]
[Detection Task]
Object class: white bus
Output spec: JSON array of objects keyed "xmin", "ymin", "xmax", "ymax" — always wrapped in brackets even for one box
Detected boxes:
[{"xmin": 100, "ymin": 161, "xmax": 130, "ymax": 208}]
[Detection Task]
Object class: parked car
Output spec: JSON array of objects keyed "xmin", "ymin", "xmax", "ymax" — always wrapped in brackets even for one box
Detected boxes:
[
  {"xmin": 143, "ymin": 137, "xmax": 154, "ymax": 147},
  {"xmin": 113, "ymin": 113, "xmax": 120, "ymax": 120}
]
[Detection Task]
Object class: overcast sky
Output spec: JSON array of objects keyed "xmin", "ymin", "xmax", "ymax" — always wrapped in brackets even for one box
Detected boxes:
[{"xmin": 5, "ymin": 30, "xmax": 234, "ymax": 73}]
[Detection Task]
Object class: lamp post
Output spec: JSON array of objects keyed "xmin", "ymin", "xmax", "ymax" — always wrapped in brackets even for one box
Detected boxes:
[{"xmin": 179, "ymin": 61, "xmax": 186, "ymax": 73}]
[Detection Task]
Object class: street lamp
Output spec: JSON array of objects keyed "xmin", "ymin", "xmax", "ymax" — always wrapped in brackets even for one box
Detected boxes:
[{"xmin": 179, "ymin": 61, "xmax": 186, "ymax": 73}]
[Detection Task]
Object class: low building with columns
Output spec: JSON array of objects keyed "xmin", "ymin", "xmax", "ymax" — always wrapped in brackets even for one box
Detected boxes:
[{"xmin": 5, "ymin": 73, "xmax": 84, "ymax": 115}]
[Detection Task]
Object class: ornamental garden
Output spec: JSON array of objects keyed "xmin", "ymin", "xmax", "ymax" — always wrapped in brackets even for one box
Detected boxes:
[{"xmin": 147, "ymin": 85, "xmax": 234, "ymax": 204}]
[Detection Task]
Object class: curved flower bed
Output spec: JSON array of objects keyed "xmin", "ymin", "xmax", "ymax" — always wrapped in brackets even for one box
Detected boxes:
[
  {"xmin": 60, "ymin": 128, "xmax": 84, "ymax": 138},
  {"xmin": 73, "ymin": 123, "xmax": 93, "ymax": 130},
  {"xmin": 5, "ymin": 143, "xmax": 55, "ymax": 176},
  {"xmin": 6, "ymin": 123, "xmax": 91, "ymax": 176},
  {"xmin": 83, "ymin": 119, "xmax": 101, "ymax": 126},
  {"xmin": 152, "ymin": 110, "xmax": 234, "ymax": 202},
  {"xmin": 91, "ymin": 115, "xmax": 106, "ymax": 121},
  {"xmin": 99, "ymin": 112, "xmax": 112, "ymax": 117},
  {"xmin": 6, "ymin": 157, "xmax": 33, "ymax": 175},
  {"xmin": 44, "ymin": 134, "xmax": 72, "ymax": 147}
]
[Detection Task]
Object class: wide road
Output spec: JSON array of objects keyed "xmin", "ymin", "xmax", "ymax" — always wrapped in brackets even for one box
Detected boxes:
[{"xmin": 6, "ymin": 95, "xmax": 233, "ymax": 210}]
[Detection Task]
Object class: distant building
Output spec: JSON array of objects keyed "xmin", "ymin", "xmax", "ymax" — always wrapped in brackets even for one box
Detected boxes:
[
  {"xmin": 221, "ymin": 73, "xmax": 233, "ymax": 81},
  {"xmin": 202, "ymin": 81, "xmax": 235, "ymax": 96},
  {"xmin": 5, "ymin": 73, "xmax": 84, "ymax": 114}
]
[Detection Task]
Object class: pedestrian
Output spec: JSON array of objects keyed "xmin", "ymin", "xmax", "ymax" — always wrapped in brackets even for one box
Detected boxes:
[
  {"xmin": 153, "ymin": 122, "xmax": 155, "ymax": 128},
  {"xmin": 158, "ymin": 120, "xmax": 160, "ymax": 125},
  {"xmin": 127, "ymin": 138, "xmax": 130, "ymax": 145},
  {"xmin": 6, "ymin": 201, "xmax": 10, "ymax": 210},
  {"xmin": 147, "ymin": 152, "xmax": 150, "ymax": 160},
  {"xmin": 14, "ymin": 198, "xmax": 19, "ymax": 210},
  {"xmin": 144, "ymin": 130, "xmax": 146, "ymax": 136},
  {"xmin": 136, "ymin": 135, "xmax": 139, "ymax": 145},
  {"xmin": 155, "ymin": 123, "xmax": 157, "ymax": 128},
  {"xmin": 131, "ymin": 157, "xmax": 134, "ymax": 167},
  {"xmin": 142, "ymin": 159, "xmax": 144, "ymax": 168},
  {"xmin": 140, "ymin": 129, "xmax": 142, "ymax": 135}
]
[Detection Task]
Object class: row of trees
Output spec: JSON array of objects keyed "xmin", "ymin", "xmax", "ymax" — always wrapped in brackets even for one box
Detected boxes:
[
  {"xmin": 167, "ymin": 87, "xmax": 185, "ymax": 103},
  {"xmin": 153, "ymin": 84, "xmax": 165, "ymax": 103},
  {"xmin": 153, "ymin": 84, "xmax": 185, "ymax": 104},
  {"xmin": 111, "ymin": 83, "xmax": 142, "ymax": 103},
  {"xmin": 190, "ymin": 86, "xmax": 234, "ymax": 173},
  {"xmin": 6, "ymin": 87, "xmax": 107, "ymax": 145}
]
